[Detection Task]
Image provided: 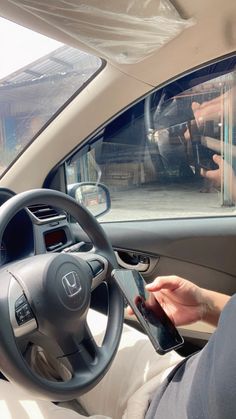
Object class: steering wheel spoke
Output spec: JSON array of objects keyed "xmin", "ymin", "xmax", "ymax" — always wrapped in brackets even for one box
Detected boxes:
[
  {"xmin": 59, "ymin": 325, "xmax": 100, "ymax": 376},
  {"xmin": 7, "ymin": 270, "xmax": 38, "ymax": 338},
  {"xmin": 72, "ymin": 252, "xmax": 109, "ymax": 290},
  {"xmin": 82, "ymin": 322, "xmax": 101, "ymax": 362}
]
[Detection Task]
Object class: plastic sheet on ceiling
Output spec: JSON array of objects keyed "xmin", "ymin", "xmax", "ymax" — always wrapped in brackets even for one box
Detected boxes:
[{"xmin": 9, "ymin": 0, "xmax": 194, "ymax": 64}]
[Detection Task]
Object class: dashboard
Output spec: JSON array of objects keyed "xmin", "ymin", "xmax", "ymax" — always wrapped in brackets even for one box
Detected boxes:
[{"xmin": 0, "ymin": 188, "xmax": 74, "ymax": 266}]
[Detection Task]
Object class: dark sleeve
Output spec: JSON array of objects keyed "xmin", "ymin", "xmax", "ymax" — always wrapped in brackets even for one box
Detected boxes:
[{"xmin": 146, "ymin": 293, "xmax": 236, "ymax": 419}]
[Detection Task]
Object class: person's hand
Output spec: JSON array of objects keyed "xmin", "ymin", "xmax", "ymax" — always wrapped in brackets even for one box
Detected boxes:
[
  {"xmin": 201, "ymin": 154, "xmax": 222, "ymax": 187},
  {"xmin": 191, "ymin": 98, "xmax": 221, "ymax": 128},
  {"xmin": 127, "ymin": 275, "xmax": 207, "ymax": 327},
  {"xmin": 201, "ymin": 154, "xmax": 236, "ymax": 201}
]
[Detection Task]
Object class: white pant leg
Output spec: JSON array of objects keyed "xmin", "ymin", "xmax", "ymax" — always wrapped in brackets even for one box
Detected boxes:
[
  {"xmin": 0, "ymin": 380, "xmax": 88, "ymax": 419},
  {"xmin": 16, "ymin": 309, "xmax": 182, "ymax": 419},
  {"xmin": 79, "ymin": 310, "xmax": 183, "ymax": 419}
]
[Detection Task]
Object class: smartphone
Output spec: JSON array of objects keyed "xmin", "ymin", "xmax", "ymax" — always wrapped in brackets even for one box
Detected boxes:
[
  {"xmin": 187, "ymin": 118, "xmax": 219, "ymax": 171},
  {"xmin": 112, "ymin": 269, "xmax": 184, "ymax": 355},
  {"xmin": 196, "ymin": 144, "xmax": 219, "ymax": 171}
]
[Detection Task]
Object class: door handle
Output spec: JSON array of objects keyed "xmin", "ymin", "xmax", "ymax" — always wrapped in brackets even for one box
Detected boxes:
[{"xmin": 115, "ymin": 251, "xmax": 150, "ymax": 272}]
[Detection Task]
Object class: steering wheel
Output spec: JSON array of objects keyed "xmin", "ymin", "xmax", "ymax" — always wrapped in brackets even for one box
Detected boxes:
[{"xmin": 0, "ymin": 189, "xmax": 124, "ymax": 401}]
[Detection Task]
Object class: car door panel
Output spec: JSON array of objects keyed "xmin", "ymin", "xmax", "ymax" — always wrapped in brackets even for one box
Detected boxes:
[
  {"xmin": 100, "ymin": 218, "xmax": 236, "ymax": 279},
  {"xmin": 73, "ymin": 217, "xmax": 236, "ymax": 295}
]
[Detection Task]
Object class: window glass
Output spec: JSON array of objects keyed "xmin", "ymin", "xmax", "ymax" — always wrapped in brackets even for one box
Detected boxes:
[
  {"xmin": 0, "ymin": 18, "xmax": 101, "ymax": 176},
  {"xmin": 65, "ymin": 56, "xmax": 236, "ymax": 222}
]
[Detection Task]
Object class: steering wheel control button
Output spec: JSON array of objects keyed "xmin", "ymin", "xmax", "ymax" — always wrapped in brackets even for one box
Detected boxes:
[
  {"xmin": 88, "ymin": 260, "xmax": 104, "ymax": 276},
  {"xmin": 15, "ymin": 294, "xmax": 27, "ymax": 309},
  {"xmin": 15, "ymin": 304, "xmax": 34, "ymax": 325},
  {"xmin": 15, "ymin": 295, "xmax": 34, "ymax": 325}
]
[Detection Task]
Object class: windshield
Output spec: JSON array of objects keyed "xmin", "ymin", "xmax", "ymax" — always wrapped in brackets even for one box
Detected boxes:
[{"xmin": 0, "ymin": 18, "xmax": 101, "ymax": 176}]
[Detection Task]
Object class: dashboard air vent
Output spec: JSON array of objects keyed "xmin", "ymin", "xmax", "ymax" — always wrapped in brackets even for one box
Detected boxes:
[{"xmin": 27, "ymin": 204, "xmax": 66, "ymax": 223}]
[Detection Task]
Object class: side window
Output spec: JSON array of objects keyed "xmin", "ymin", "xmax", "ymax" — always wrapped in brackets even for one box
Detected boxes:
[{"xmin": 65, "ymin": 56, "xmax": 236, "ymax": 222}]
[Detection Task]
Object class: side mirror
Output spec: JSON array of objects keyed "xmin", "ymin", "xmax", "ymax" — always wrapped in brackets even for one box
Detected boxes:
[{"xmin": 67, "ymin": 182, "xmax": 111, "ymax": 218}]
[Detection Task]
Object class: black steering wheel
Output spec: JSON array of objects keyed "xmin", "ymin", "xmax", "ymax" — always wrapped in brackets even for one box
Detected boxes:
[{"xmin": 0, "ymin": 189, "xmax": 124, "ymax": 401}]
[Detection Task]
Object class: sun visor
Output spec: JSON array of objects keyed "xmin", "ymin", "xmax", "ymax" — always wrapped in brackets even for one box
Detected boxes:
[{"xmin": 8, "ymin": 0, "xmax": 194, "ymax": 64}]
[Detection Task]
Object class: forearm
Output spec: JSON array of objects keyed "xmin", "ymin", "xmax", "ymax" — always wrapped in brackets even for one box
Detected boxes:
[{"xmin": 201, "ymin": 288, "xmax": 230, "ymax": 326}]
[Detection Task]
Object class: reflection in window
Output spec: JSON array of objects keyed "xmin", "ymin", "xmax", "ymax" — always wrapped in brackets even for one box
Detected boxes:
[{"xmin": 66, "ymin": 56, "xmax": 236, "ymax": 221}]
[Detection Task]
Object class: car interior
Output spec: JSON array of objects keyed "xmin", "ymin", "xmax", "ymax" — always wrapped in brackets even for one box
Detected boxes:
[{"xmin": 0, "ymin": 0, "xmax": 235, "ymax": 416}]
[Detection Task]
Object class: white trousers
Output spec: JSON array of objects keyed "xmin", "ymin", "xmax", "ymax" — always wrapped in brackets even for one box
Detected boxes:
[{"xmin": 0, "ymin": 310, "xmax": 182, "ymax": 419}]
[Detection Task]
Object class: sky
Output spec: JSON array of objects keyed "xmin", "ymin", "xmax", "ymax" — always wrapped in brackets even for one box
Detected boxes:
[{"xmin": 0, "ymin": 17, "xmax": 62, "ymax": 80}]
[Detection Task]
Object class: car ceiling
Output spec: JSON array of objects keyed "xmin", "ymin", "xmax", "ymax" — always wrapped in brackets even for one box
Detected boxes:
[{"xmin": 1, "ymin": 0, "xmax": 235, "ymax": 86}]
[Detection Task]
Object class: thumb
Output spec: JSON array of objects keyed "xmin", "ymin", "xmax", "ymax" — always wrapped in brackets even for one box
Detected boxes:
[
  {"xmin": 203, "ymin": 169, "xmax": 219, "ymax": 181},
  {"xmin": 146, "ymin": 275, "xmax": 182, "ymax": 292},
  {"xmin": 192, "ymin": 102, "xmax": 201, "ymax": 112},
  {"xmin": 212, "ymin": 154, "xmax": 221, "ymax": 167},
  {"xmin": 191, "ymin": 102, "xmax": 203, "ymax": 126}
]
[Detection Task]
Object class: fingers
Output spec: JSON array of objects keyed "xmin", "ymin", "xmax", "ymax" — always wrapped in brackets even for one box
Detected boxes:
[
  {"xmin": 200, "ymin": 155, "xmax": 221, "ymax": 175},
  {"xmin": 191, "ymin": 102, "xmax": 200, "ymax": 111},
  {"xmin": 145, "ymin": 275, "xmax": 183, "ymax": 292},
  {"xmin": 126, "ymin": 275, "xmax": 184, "ymax": 316},
  {"xmin": 212, "ymin": 154, "xmax": 222, "ymax": 167},
  {"xmin": 126, "ymin": 306, "xmax": 134, "ymax": 316},
  {"xmin": 192, "ymin": 102, "xmax": 203, "ymax": 127},
  {"xmin": 192, "ymin": 98, "xmax": 221, "ymax": 125},
  {"xmin": 201, "ymin": 154, "xmax": 221, "ymax": 185},
  {"xmin": 184, "ymin": 127, "xmax": 190, "ymax": 141},
  {"xmin": 203, "ymin": 168, "xmax": 220, "ymax": 182}
]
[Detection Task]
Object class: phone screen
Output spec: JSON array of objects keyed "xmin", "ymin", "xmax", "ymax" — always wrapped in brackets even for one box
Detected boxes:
[{"xmin": 112, "ymin": 269, "xmax": 184, "ymax": 354}]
